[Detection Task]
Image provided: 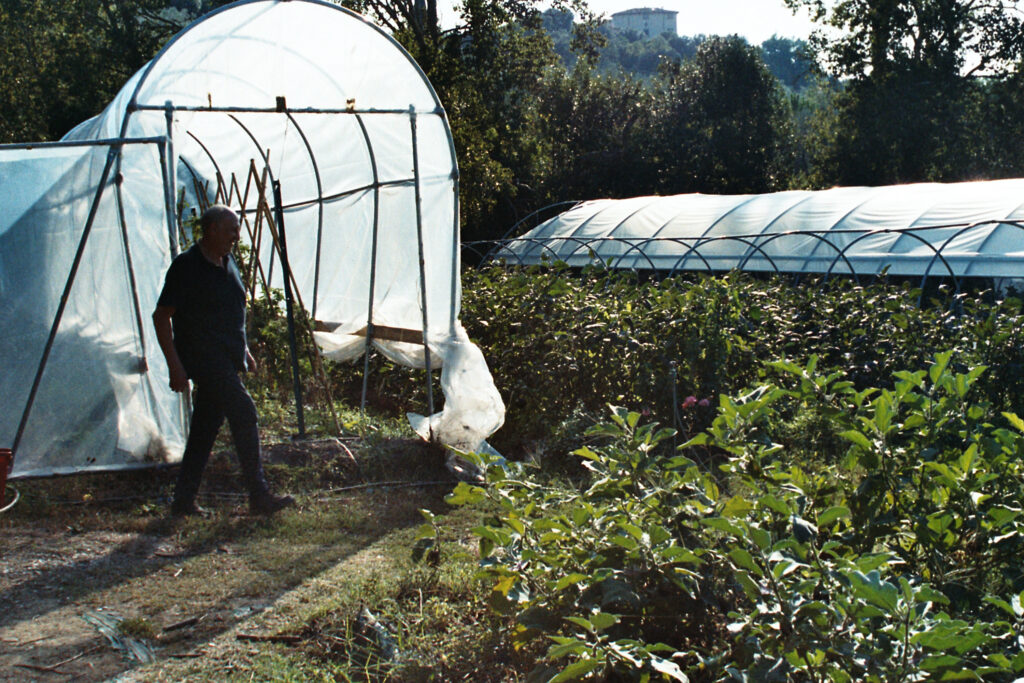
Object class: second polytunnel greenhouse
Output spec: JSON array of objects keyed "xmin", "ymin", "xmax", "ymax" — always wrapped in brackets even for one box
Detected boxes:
[{"xmin": 489, "ymin": 179, "xmax": 1024, "ymax": 290}]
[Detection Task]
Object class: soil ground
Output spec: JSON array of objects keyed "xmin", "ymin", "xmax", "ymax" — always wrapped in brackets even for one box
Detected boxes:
[{"xmin": 0, "ymin": 437, "xmax": 460, "ymax": 682}]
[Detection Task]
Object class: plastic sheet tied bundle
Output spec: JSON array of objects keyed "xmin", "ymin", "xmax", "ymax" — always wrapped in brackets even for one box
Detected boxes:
[{"xmin": 315, "ymin": 322, "xmax": 505, "ymax": 479}]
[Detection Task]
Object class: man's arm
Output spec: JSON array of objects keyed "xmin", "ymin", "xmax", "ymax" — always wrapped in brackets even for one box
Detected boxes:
[{"xmin": 152, "ymin": 305, "xmax": 189, "ymax": 392}]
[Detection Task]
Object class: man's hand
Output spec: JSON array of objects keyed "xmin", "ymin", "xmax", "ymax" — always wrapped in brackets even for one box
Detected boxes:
[
  {"xmin": 152, "ymin": 305, "xmax": 190, "ymax": 392},
  {"xmin": 245, "ymin": 348, "xmax": 257, "ymax": 373},
  {"xmin": 168, "ymin": 359, "xmax": 190, "ymax": 393}
]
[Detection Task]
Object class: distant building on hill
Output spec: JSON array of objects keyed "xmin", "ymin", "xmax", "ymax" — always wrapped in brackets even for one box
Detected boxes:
[{"xmin": 611, "ymin": 7, "xmax": 678, "ymax": 38}]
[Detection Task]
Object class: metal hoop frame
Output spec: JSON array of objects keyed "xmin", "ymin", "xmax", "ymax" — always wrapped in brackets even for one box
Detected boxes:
[{"xmin": 468, "ymin": 218, "xmax": 1024, "ymax": 296}]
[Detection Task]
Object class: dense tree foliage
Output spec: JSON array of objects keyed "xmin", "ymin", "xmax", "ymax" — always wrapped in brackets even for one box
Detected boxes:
[
  {"xmin": 788, "ymin": 0, "xmax": 1024, "ymax": 79},
  {"xmin": 789, "ymin": 0, "xmax": 1024, "ymax": 186},
  {"xmin": 0, "ymin": 0, "xmax": 233, "ymax": 142},
  {"xmin": 760, "ymin": 35, "xmax": 815, "ymax": 90},
  {"xmin": 543, "ymin": 11, "xmax": 814, "ymax": 88},
  {"xmin": 529, "ymin": 63, "xmax": 658, "ymax": 204},
  {"xmin": 654, "ymin": 36, "xmax": 795, "ymax": 194},
  {"xmin": 6, "ymin": 0, "xmax": 1024, "ymax": 238}
]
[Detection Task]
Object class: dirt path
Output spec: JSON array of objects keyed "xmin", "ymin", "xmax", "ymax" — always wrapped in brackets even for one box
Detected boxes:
[{"xmin": 0, "ymin": 439, "xmax": 452, "ymax": 681}]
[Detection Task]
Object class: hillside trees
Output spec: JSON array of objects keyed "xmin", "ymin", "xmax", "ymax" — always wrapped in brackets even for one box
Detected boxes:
[
  {"xmin": 760, "ymin": 35, "xmax": 815, "ymax": 90},
  {"xmin": 594, "ymin": 28, "xmax": 698, "ymax": 77}
]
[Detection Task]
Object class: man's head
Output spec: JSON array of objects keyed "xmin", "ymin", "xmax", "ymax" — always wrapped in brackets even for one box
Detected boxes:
[{"xmin": 199, "ymin": 205, "xmax": 241, "ymax": 260}]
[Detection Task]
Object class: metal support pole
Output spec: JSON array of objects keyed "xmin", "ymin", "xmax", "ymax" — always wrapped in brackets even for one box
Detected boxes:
[
  {"xmin": 272, "ymin": 180, "xmax": 306, "ymax": 439},
  {"xmin": 156, "ymin": 138, "xmax": 192, "ymax": 427},
  {"xmin": 285, "ymin": 113, "xmax": 325, "ymax": 322},
  {"xmin": 164, "ymin": 102, "xmax": 179, "ymax": 255},
  {"xmin": 0, "ymin": 136, "xmax": 165, "ymax": 151},
  {"xmin": 450, "ymin": 165, "xmax": 460, "ymax": 336},
  {"xmin": 410, "ymin": 107, "xmax": 435, "ymax": 423},
  {"xmin": 161, "ymin": 104, "xmax": 191, "ymax": 432},
  {"xmin": 113, "ymin": 164, "xmax": 148, "ymax": 364},
  {"xmin": 357, "ymin": 115, "xmax": 382, "ymax": 415}
]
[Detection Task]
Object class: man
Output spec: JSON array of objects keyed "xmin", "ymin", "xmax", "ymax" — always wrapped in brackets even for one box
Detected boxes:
[{"xmin": 153, "ymin": 205, "xmax": 294, "ymax": 516}]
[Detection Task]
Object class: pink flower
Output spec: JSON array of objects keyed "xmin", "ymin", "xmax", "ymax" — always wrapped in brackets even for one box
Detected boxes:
[
  {"xmin": 698, "ymin": 398, "xmax": 711, "ymax": 407},
  {"xmin": 682, "ymin": 395, "xmax": 697, "ymax": 409},
  {"xmin": 641, "ymin": 408, "xmax": 651, "ymax": 417}
]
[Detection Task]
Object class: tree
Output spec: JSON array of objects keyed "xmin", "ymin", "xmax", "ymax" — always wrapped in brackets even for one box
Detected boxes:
[
  {"xmin": 804, "ymin": 72, "xmax": 985, "ymax": 186},
  {"xmin": 977, "ymin": 68, "xmax": 1024, "ymax": 178},
  {"xmin": 0, "ymin": 0, "xmax": 226, "ymax": 143},
  {"xmin": 385, "ymin": 0, "xmax": 604, "ymax": 241},
  {"xmin": 655, "ymin": 36, "xmax": 794, "ymax": 194},
  {"xmin": 786, "ymin": 0, "xmax": 1024, "ymax": 80},
  {"xmin": 786, "ymin": 0, "xmax": 1024, "ymax": 186},
  {"xmin": 760, "ymin": 36, "xmax": 816, "ymax": 91},
  {"xmin": 542, "ymin": 7, "xmax": 573, "ymax": 33},
  {"xmin": 531, "ymin": 64, "xmax": 658, "ymax": 204}
]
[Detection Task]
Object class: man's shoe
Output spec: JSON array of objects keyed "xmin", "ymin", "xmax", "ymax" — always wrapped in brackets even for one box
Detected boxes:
[
  {"xmin": 171, "ymin": 500, "xmax": 210, "ymax": 517},
  {"xmin": 249, "ymin": 492, "xmax": 295, "ymax": 516}
]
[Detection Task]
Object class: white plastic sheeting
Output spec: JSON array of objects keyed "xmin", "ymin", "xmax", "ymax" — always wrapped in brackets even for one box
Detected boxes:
[
  {"xmin": 314, "ymin": 321, "xmax": 506, "ymax": 467},
  {"xmin": 405, "ymin": 324, "xmax": 504, "ymax": 448},
  {"xmin": 2, "ymin": 0, "xmax": 504, "ymax": 478},
  {"xmin": 501, "ymin": 180, "xmax": 1024, "ymax": 280},
  {"xmin": 0, "ymin": 140, "xmax": 183, "ymax": 477}
]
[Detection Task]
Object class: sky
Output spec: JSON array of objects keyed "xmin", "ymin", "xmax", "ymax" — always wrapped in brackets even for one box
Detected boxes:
[{"xmin": 436, "ymin": 1, "xmax": 821, "ymax": 45}]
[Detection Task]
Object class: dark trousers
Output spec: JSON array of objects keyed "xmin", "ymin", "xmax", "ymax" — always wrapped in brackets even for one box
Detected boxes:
[{"xmin": 173, "ymin": 371, "xmax": 268, "ymax": 505}]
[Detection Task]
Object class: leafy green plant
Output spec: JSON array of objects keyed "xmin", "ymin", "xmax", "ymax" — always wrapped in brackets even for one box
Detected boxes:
[
  {"xmin": 457, "ymin": 266, "xmax": 1024, "ymax": 467},
  {"xmin": 450, "ymin": 351, "xmax": 1024, "ymax": 680},
  {"xmin": 447, "ymin": 409, "xmax": 714, "ymax": 680}
]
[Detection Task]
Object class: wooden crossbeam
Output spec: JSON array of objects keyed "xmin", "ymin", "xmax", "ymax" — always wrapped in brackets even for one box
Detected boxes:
[{"xmin": 314, "ymin": 322, "xmax": 425, "ymax": 345}]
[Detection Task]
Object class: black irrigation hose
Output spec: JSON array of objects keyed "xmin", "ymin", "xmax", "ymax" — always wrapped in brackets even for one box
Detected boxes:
[
  {"xmin": 317, "ymin": 480, "xmax": 453, "ymax": 502},
  {"xmin": 31, "ymin": 480, "xmax": 454, "ymax": 508}
]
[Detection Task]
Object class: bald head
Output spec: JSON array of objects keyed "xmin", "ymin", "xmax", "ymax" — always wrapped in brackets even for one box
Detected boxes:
[
  {"xmin": 200, "ymin": 205, "xmax": 238, "ymax": 234},
  {"xmin": 198, "ymin": 205, "xmax": 241, "ymax": 262}
]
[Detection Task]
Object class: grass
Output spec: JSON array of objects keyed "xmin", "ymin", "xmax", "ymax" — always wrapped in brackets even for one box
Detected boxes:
[
  {"xmin": 123, "ymin": 501, "xmax": 535, "ymax": 682},
  {"xmin": 1, "ymin": 399, "xmax": 543, "ymax": 681},
  {"xmin": 119, "ymin": 616, "xmax": 159, "ymax": 640}
]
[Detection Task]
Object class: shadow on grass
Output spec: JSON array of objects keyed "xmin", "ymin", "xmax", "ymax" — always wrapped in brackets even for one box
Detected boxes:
[
  {"xmin": 0, "ymin": 437, "xmax": 457, "ymax": 661},
  {"xmin": 0, "ymin": 492, "xmax": 445, "ymax": 628}
]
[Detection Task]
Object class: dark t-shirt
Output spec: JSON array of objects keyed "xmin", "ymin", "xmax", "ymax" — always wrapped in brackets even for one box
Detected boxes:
[{"xmin": 157, "ymin": 243, "xmax": 248, "ymax": 379}]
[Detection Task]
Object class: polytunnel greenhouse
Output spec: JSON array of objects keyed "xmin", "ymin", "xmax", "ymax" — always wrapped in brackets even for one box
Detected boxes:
[
  {"xmin": 490, "ymin": 180, "xmax": 1024, "ymax": 289},
  {"xmin": 0, "ymin": 0, "xmax": 503, "ymax": 479}
]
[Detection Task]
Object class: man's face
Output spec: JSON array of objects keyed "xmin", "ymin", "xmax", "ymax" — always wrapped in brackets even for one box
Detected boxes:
[{"xmin": 205, "ymin": 215, "xmax": 241, "ymax": 259}]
